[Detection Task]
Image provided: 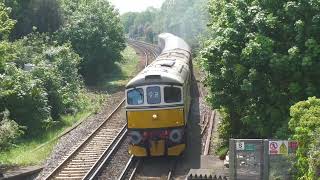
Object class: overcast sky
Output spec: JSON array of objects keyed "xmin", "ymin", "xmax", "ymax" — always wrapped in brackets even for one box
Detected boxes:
[{"xmin": 109, "ymin": 0, "xmax": 165, "ymax": 14}]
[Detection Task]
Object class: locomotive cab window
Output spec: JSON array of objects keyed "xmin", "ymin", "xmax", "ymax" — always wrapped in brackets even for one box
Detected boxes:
[
  {"xmin": 127, "ymin": 88, "xmax": 144, "ymax": 105},
  {"xmin": 147, "ymin": 86, "xmax": 161, "ymax": 104},
  {"xmin": 164, "ymin": 86, "xmax": 182, "ymax": 103}
]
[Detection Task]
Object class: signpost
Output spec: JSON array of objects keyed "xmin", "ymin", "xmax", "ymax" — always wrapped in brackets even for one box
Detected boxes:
[
  {"xmin": 236, "ymin": 141, "xmax": 244, "ymax": 150},
  {"xmin": 269, "ymin": 140, "xmax": 291, "ymax": 155},
  {"xmin": 230, "ymin": 139, "xmax": 299, "ymax": 180}
]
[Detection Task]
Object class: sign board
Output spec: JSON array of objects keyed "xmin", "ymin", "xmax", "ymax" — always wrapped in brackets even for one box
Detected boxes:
[
  {"xmin": 236, "ymin": 141, "xmax": 245, "ymax": 150},
  {"xmin": 269, "ymin": 141, "xmax": 288, "ymax": 155},
  {"xmin": 288, "ymin": 141, "xmax": 298, "ymax": 154},
  {"xmin": 245, "ymin": 144, "xmax": 256, "ymax": 151}
]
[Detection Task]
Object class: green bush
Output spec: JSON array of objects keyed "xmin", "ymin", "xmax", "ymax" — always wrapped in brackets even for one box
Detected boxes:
[
  {"xmin": 289, "ymin": 97, "xmax": 320, "ymax": 179},
  {"xmin": 0, "ymin": 32, "xmax": 84, "ymax": 137},
  {"xmin": 58, "ymin": 0, "xmax": 125, "ymax": 84},
  {"xmin": 13, "ymin": 33, "xmax": 83, "ymax": 119},
  {"xmin": 0, "ymin": 64, "xmax": 52, "ymax": 135},
  {"xmin": 0, "ymin": 109, "xmax": 22, "ymax": 149}
]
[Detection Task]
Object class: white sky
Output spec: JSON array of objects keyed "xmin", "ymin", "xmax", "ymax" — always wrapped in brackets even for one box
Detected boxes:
[{"xmin": 109, "ymin": 0, "xmax": 165, "ymax": 14}]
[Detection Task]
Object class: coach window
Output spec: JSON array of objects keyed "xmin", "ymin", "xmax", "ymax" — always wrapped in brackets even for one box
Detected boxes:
[
  {"xmin": 127, "ymin": 88, "xmax": 144, "ymax": 105},
  {"xmin": 164, "ymin": 86, "xmax": 181, "ymax": 103},
  {"xmin": 147, "ymin": 86, "xmax": 161, "ymax": 104}
]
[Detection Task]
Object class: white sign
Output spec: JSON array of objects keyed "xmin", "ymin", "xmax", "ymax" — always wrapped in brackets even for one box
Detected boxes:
[
  {"xmin": 236, "ymin": 141, "xmax": 245, "ymax": 150},
  {"xmin": 269, "ymin": 141, "xmax": 288, "ymax": 155}
]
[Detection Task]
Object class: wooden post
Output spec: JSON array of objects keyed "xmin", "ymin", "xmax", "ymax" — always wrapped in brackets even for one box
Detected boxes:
[
  {"xmin": 229, "ymin": 138, "xmax": 236, "ymax": 180},
  {"xmin": 263, "ymin": 139, "xmax": 269, "ymax": 180}
]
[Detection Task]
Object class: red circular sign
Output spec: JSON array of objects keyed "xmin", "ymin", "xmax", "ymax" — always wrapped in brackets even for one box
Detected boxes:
[{"xmin": 270, "ymin": 142, "xmax": 278, "ymax": 150}]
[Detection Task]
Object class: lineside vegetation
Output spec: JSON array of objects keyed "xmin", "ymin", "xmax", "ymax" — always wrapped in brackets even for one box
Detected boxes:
[
  {"xmin": 199, "ymin": 0, "xmax": 320, "ymax": 178},
  {"xmin": 0, "ymin": 0, "xmax": 126, "ymax": 164}
]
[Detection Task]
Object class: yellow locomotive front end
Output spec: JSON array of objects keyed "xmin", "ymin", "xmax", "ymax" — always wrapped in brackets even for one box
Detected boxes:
[
  {"xmin": 126, "ymin": 33, "xmax": 191, "ymax": 157},
  {"xmin": 126, "ymin": 85, "xmax": 188, "ymax": 157}
]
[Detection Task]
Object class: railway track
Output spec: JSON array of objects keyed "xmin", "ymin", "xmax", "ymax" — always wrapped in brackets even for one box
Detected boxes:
[
  {"xmin": 44, "ymin": 101, "xmax": 126, "ymax": 180},
  {"xmin": 122, "ymin": 157, "xmax": 178, "ymax": 180},
  {"xmin": 43, "ymin": 40, "xmax": 159, "ymax": 180}
]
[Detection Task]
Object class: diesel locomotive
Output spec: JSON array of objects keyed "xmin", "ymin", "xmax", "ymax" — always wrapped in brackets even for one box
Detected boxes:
[{"xmin": 126, "ymin": 33, "xmax": 191, "ymax": 156}]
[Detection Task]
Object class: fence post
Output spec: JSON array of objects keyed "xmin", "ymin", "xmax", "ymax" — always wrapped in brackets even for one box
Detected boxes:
[
  {"xmin": 229, "ymin": 138, "xmax": 236, "ymax": 180},
  {"xmin": 263, "ymin": 139, "xmax": 269, "ymax": 180}
]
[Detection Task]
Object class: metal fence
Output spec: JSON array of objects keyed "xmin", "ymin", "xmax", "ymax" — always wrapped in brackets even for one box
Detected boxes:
[{"xmin": 229, "ymin": 139, "xmax": 297, "ymax": 180}]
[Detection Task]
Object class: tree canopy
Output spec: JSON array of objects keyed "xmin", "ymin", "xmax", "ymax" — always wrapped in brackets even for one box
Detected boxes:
[
  {"xmin": 0, "ymin": 0, "xmax": 125, "ymax": 147},
  {"xmin": 59, "ymin": 0, "xmax": 125, "ymax": 83},
  {"xmin": 200, "ymin": 0, "xmax": 320, "ymax": 140}
]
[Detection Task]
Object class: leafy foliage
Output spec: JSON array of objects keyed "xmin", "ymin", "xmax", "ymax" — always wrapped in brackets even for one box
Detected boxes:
[
  {"xmin": 0, "ymin": 109, "xmax": 22, "ymax": 149},
  {"xmin": 0, "ymin": 63, "xmax": 51, "ymax": 135},
  {"xmin": 0, "ymin": 2, "xmax": 16, "ymax": 72},
  {"xmin": 0, "ymin": 0, "xmax": 125, "ymax": 149},
  {"xmin": 58, "ymin": 0, "xmax": 125, "ymax": 84},
  {"xmin": 2, "ymin": 0, "xmax": 63, "ymax": 39},
  {"xmin": 16, "ymin": 33, "xmax": 83, "ymax": 119},
  {"xmin": 0, "ymin": 32, "xmax": 83, "ymax": 138},
  {"xmin": 200, "ymin": 0, "xmax": 320, "ymax": 142},
  {"xmin": 0, "ymin": 2, "xmax": 15, "ymax": 40},
  {"xmin": 289, "ymin": 97, "xmax": 320, "ymax": 179}
]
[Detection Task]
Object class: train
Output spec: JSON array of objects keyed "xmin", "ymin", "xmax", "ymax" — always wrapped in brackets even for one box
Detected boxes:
[{"xmin": 125, "ymin": 33, "xmax": 191, "ymax": 156}]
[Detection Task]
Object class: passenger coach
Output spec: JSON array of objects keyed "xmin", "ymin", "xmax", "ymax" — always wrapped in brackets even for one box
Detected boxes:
[{"xmin": 126, "ymin": 33, "xmax": 191, "ymax": 156}]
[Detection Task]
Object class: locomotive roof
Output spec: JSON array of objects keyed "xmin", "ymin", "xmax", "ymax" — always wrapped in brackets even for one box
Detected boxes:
[
  {"xmin": 126, "ymin": 33, "xmax": 191, "ymax": 89},
  {"xmin": 158, "ymin": 33, "xmax": 191, "ymax": 53}
]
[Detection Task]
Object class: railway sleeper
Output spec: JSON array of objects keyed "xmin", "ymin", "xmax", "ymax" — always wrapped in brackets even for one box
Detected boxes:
[
  {"xmin": 56, "ymin": 173, "xmax": 85, "ymax": 179},
  {"xmin": 71, "ymin": 159, "xmax": 97, "ymax": 162},
  {"xmin": 64, "ymin": 167, "xmax": 90, "ymax": 170},
  {"xmin": 55, "ymin": 176, "xmax": 84, "ymax": 179},
  {"xmin": 67, "ymin": 163, "xmax": 94, "ymax": 167},
  {"xmin": 60, "ymin": 170, "xmax": 87, "ymax": 174}
]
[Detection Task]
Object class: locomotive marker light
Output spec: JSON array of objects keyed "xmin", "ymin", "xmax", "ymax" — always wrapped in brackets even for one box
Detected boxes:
[
  {"xmin": 129, "ymin": 131, "xmax": 142, "ymax": 145},
  {"xmin": 169, "ymin": 129, "xmax": 183, "ymax": 143}
]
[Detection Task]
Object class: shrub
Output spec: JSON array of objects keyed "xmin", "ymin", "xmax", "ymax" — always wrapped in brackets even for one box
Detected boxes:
[
  {"xmin": 289, "ymin": 97, "xmax": 320, "ymax": 179},
  {"xmin": 0, "ymin": 109, "xmax": 22, "ymax": 149},
  {"xmin": 0, "ymin": 64, "xmax": 52, "ymax": 135},
  {"xmin": 13, "ymin": 33, "xmax": 83, "ymax": 120},
  {"xmin": 0, "ymin": 32, "xmax": 83, "ymax": 136}
]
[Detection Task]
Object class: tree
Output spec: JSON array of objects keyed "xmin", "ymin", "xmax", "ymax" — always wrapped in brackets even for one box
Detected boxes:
[
  {"xmin": 0, "ymin": 2, "xmax": 15, "ymax": 40},
  {"xmin": 58, "ymin": 0, "xmax": 125, "ymax": 84},
  {"xmin": 0, "ymin": 2, "xmax": 16, "ymax": 72},
  {"xmin": 199, "ymin": 0, "xmax": 320, "ymax": 140},
  {"xmin": 289, "ymin": 97, "xmax": 320, "ymax": 179},
  {"xmin": 2, "ymin": 0, "xmax": 63, "ymax": 39}
]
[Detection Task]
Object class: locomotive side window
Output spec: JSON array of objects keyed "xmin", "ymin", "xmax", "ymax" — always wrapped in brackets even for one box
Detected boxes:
[
  {"xmin": 164, "ymin": 87, "xmax": 182, "ymax": 103},
  {"xmin": 127, "ymin": 88, "xmax": 144, "ymax": 105},
  {"xmin": 147, "ymin": 86, "xmax": 161, "ymax": 104}
]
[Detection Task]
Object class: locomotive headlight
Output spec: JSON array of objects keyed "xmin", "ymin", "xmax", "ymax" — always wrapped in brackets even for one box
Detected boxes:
[
  {"xmin": 129, "ymin": 131, "xmax": 142, "ymax": 145},
  {"xmin": 169, "ymin": 129, "xmax": 184, "ymax": 143}
]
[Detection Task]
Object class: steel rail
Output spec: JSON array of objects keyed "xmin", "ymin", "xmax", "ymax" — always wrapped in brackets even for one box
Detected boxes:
[
  {"xmin": 85, "ymin": 127, "xmax": 128, "ymax": 180},
  {"xmin": 117, "ymin": 155, "xmax": 134, "ymax": 180},
  {"xmin": 127, "ymin": 159, "xmax": 141, "ymax": 180},
  {"xmin": 83, "ymin": 41, "xmax": 158, "ymax": 180},
  {"xmin": 167, "ymin": 159, "xmax": 178, "ymax": 180},
  {"xmin": 44, "ymin": 99, "xmax": 125, "ymax": 180}
]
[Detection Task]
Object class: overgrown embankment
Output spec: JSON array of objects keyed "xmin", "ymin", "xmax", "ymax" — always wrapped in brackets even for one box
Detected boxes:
[{"xmin": 0, "ymin": 0, "xmax": 129, "ymax": 166}]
